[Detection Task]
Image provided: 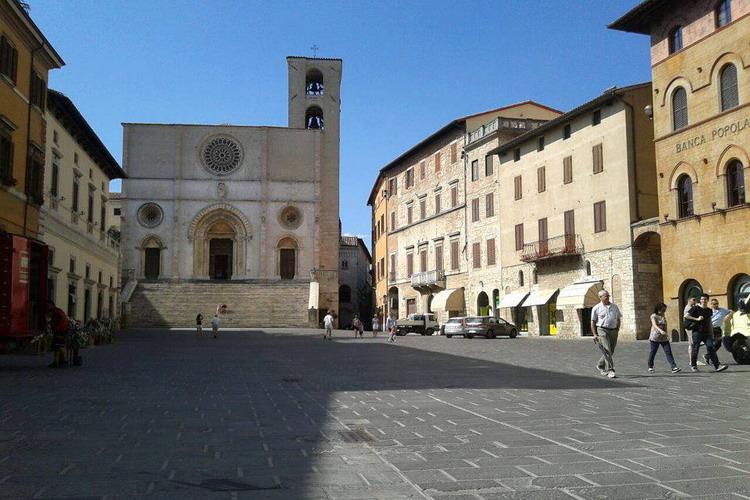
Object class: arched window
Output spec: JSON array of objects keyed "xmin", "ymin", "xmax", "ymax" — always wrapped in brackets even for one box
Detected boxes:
[
  {"xmin": 305, "ymin": 69, "xmax": 325, "ymax": 95},
  {"xmin": 518, "ymin": 270, "xmax": 524, "ymax": 287},
  {"xmin": 719, "ymin": 64, "xmax": 739, "ymax": 111},
  {"xmin": 305, "ymin": 106, "xmax": 324, "ymax": 130},
  {"xmin": 716, "ymin": 0, "xmax": 732, "ymax": 27},
  {"xmin": 726, "ymin": 160, "xmax": 746, "ymax": 207},
  {"xmin": 677, "ymin": 174, "xmax": 694, "ymax": 218},
  {"xmin": 668, "ymin": 26, "xmax": 683, "ymax": 53},
  {"xmin": 585, "ymin": 260, "xmax": 592, "ymax": 276},
  {"xmin": 672, "ymin": 87, "xmax": 688, "ymax": 130},
  {"xmin": 729, "ymin": 273, "xmax": 750, "ymax": 310},
  {"xmin": 532, "ymin": 269, "xmax": 538, "ymax": 285},
  {"xmin": 339, "ymin": 285, "xmax": 351, "ymax": 303}
]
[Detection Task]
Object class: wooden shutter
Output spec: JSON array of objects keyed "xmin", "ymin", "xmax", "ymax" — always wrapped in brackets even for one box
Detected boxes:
[
  {"xmin": 564, "ymin": 210, "xmax": 575, "ymax": 236},
  {"xmin": 485, "ymin": 193, "xmax": 494, "ymax": 217},
  {"xmin": 407, "ymin": 205, "xmax": 413, "ymax": 224},
  {"xmin": 435, "ymin": 193, "xmax": 441, "ymax": 213},
  {"xmin": 451, "ymin": 184, "xmax": 458, "ymax": 207},
  {"xmin": 390, "ymin": 211, "xmax": 395, "ymax": 231},
  {"xmin": 486, "ymin": 238, "xmax": 496, "ymax": 266},
  {"xmin": 420, "ymin": 199, "xmax": 426, "ymax": 219},
  {"xmin": 420, "ymin": 248, "xmax": 427, "ymax": 272},
  {"xmin": 450, "ymin": 143, "xmax": 457, "ymax": 163},
  {"xmin": 419, "ymin": 161, "xmax": 425, "ymax": 180},
  {"xmin": 435, "ymin": 152, "xmax": 441, "ymax": 172},
  {"xmin": 472, "ymin": 242, "xmax": 481, "ymax": 269},
  {"xmin": 407, "ymin": 253, "xmax": 413, "ymax": 276},
  {"xmin": 435, "ymin": 244, "xmax": 443, "ymax": 271},
  {"xmin": 451, "ymin": 239, "xmax": 459, "ymax": 270},
  {"xmin": 515, "ymin": 224, "xmax": 524, "ymax": 251},
  {"xmin": 471, "ymin": 198, "xmax": 479, "ymax": 221},
  {"xmin": 563, "ymin": 156, "xmax": 573, "ymax": 184},
  {"xmin": 514, "ymin": 175, "xmax": 522, "ymax": 200},
  {"xmin": 537, "ymin": 166, "xmax": 546, "ymax": 192},
  {"xmin": 594, "ymin": 201, "xmax": 607, "ymax": 233},
  {"xmin": 485, "ymin": 155, "xmax": 494, "ymax": 176},
  {"xmin": 592, "ymin": 144, "xmax": 603, "ymax": 174},
  {"xmin": 471, "ymin": 160, "xmax": 479, "ymax": 181}
]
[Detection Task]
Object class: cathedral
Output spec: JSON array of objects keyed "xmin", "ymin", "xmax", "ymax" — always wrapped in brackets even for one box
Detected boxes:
[{"xmin": 120, "ymin": 57, "xmax": 341, "ymax": 327}]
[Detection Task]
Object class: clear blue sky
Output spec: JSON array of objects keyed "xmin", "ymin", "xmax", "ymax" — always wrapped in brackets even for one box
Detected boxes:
[{"xmin": 31, "ymin": 0, "xmax": 649, "ymax": 247}]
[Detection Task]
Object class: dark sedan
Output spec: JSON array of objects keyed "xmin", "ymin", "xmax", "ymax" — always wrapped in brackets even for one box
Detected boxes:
[{"xmin": 464, "ymin": 316, "xmax": 518, "ymax": 339}]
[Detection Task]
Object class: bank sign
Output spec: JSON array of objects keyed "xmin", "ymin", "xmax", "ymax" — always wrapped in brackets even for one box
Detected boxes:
[{"xmin": 675, "ymin": 115, "xmax": 750, "ymax": 153}]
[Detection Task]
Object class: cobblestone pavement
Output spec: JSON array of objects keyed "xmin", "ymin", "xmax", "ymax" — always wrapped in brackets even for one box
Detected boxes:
[{"xmin": 1, "ymin": 329, "xmax": 749, "ymax": 499}]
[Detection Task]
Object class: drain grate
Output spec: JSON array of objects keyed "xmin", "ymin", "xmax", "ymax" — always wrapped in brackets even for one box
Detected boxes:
[{"xmin": 338, "ymin": 428, "xmax": 374, "ymax": 443}]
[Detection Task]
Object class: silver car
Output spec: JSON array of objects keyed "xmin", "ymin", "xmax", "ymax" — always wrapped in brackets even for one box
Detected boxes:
[
  {"xmin": 444, "ymin": 317, "xmax": 467, "ymax": 338},
  {"xmin": 464, "ymin": 316, "xmax": 518, "ymax": 339}
]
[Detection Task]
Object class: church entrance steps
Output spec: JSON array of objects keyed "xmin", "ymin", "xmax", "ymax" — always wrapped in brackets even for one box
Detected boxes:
[{"xmin": 127, "ymin": 281, "xmax": 311, "ymax": 328}]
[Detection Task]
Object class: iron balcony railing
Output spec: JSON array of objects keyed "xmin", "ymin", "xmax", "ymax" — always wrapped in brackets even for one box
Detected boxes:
[
  {"xmin": 521, "ymin": 234, "xmax": 583, "ymax": 262},
  {"xmin": 466, "ymin": 117, "xmax": 547, "ymax": 146},
  {"xmin": 410, "ymin": 269, "xmax": 446, "ymax": 288}
]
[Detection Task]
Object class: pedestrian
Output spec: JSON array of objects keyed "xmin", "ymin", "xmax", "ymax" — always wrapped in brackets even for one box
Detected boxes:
[
  {"xmin": 683, "ymin": 296, "xmax": 698, "ymax": 365},
  {"xmin": 323, "ymin": 310, "xmax": 334, "ymax": 340},
  {"xmin": 211, "ymin": 313, "xmax": 220, "ymax": 338},
  {"xmin": 684, "ymin": 293, "xmax": 728, "ymax": 372},
  {"xmin": 47, "ymin": 301, "xmax": 70, "ymax": 368},
  {"xmin": 590, "ymin": 289, "xmax": 621, "ymax": 378},
  {"xmin": 386, "ymin": 314, "xmax": 397, "ymax": 342},
  {"xmin": 372, "ymin": 315, "xmax": 380, "ymax": 337},
  {"xmin": 707, "ymin": 298, "xmax": 733, "ymax": 363},
  {"xmin": 196, "ymin": 313, "xmax": 203, "ymax": 336},
  {"xmin": 352, "ymin": 314, "xmax": 362, "ymax": 338},
  {"xmin": 648, "ymin": 302, "xmax": 681, "ymax": 373}
]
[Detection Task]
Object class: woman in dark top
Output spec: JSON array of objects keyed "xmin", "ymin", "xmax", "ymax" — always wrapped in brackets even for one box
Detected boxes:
[
  {"xmin": 648, "ymin": 302, "xmax": 680, "ymax": 373},
  {"xmin": 196, "ymin": 313, "xmax": 203, "ymax": 336},
  {"xmin": 684, "ymin": 294, "xmax": 727, "ymax": 372}
]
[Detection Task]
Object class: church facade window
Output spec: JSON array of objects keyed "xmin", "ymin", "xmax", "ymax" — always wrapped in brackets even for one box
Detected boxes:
[
  {"xmin": 137, "ymin": 203, "xmax": 163, "ymax": 228},
  {"xmin": 279, "ymin": 206, "xmax": 303, "ymax": 229},
  {"xmin": 305, "ymin": 69, "xmax": 324, "ymax": 95},
  {"xmin": 305, "ymin": 106, "xmax": 324, "ymax": 130},
  {"xmin": 201, "ymin": 135, "xmax": 243, "ymax": 176}
]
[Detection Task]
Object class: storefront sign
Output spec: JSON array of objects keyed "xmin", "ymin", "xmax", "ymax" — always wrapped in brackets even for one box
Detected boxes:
[{"xmin": 675, "ymin": 115, "xmax": 750, "ymax": 153}]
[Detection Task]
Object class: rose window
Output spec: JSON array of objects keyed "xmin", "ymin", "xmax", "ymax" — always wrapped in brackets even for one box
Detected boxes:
[
  {"xmin": 201, "ymin": 136, "xmax": 242, "ymax": 175},
  {"xmin": 137, "ymin": 203, "xmax": 163, "ymax": 228},
  {"xmin": 279, "ymin": 206, "xmax": 302, "ymax": 229}
]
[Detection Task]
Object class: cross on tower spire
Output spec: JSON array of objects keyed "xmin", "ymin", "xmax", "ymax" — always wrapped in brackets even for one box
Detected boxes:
[{"xmin": 310, "ymin": 44, "xmax": 319, "ymax": 58}]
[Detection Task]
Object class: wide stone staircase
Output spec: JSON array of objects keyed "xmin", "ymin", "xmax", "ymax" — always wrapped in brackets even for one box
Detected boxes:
[{"xmin": 127, "ymin": 281, "xmax": 311, "ymax": 328}]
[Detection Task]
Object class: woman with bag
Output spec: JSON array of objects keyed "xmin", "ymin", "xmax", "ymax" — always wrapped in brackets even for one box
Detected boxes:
[{"xmin": 648, "ymin": 303, "xmax": 681, "ymax": 374}]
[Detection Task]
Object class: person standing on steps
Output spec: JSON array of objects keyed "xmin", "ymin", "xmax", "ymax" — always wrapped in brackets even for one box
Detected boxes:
[
  {"xmin": 323, "ymin": 310, "xmax": 334, "ymax": 340},
  {"xmin": 371, "ymin": 315, "xmax": 380, "ymax": 337},
  {"xmin": 685, "ymin": 293, "xmax": 728, "ymax": 373},
  {"xmin": 648, "ymin": 302, "xmax": 681, "ymax": 374},
  {"xmin": 196, "ymin": 313, "xmax": 203, "ymax": 336},
  {"xmin": 590, "ymin": 289, "xmax": 621, "ymax": 379},
  {"xmin": 211, "ymin": 313, "xmax": 220, "ymax": 338}
]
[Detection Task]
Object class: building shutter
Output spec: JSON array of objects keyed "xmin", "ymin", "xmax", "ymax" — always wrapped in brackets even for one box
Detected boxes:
[
  {"xmin": 594, "ymin": 201, "xmax": 607, "ymax": 233},
  {"xmin": 537, "ymin": 166, "xmax": 546, "ymax": 192},
  {"xmin": 435, "ymin": 244, "xmax": 443, "ymax": 271},
  {"xmin": 486, "ymin": 238, "xmax": 496, "ymax": 266},
  {"xmin": 471, "ymin": 198, "xmax": 479, "ymax": 222},
  {"xmin": 485, "ymin": 155, "xmax": 494, "ymax": 176},
  {"xmin": 515, "ymin": 224, "xmax": 524, "ymax": 251},
  {"xmin": 472, "ymin": 242, "xmax": 481, "ymax": 269},
  {"xmin": 435, "ymin": 152, "xmax": 441, "ymax": 172},
  {"xmin": 514, "ymin": 175, "xmax": 522, "ymax": 200},
  {"xmin": 563, "ymin": 156, "xmax": 573, "ymax": 184},
  {"xmin": 451, "ymin": 239, "xmax": 459, "ymax": 270},
  {"xmin": 485, "ymin": 192, "xmax": 494, "ymax": 217},
  {"xmin": 592, "ymin": 144, "xmax": 603, "ymax": 174}
]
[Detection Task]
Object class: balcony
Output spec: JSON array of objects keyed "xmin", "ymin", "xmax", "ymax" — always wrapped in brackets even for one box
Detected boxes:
[
  {"xmin": 521, "ymin": 234, "xmax": 583, "ymax": 263},
  {"xmin": 466, "ymin": 117, "xmax": 548, "ymax": 146},
  {"xmin": 410, "ymin": 269, "xmax": 446, "ymax": 291}
]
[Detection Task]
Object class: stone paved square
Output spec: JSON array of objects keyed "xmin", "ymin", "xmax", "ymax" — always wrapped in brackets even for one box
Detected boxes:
[{"xmin": 1, "ymin": 329, "xmax": 749, "ymax": 499}]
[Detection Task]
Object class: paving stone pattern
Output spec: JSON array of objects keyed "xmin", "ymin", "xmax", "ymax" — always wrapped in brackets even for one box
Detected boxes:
[{"xmin": 1, "ymin": 329, "xmax": 749, "ymax": 499}]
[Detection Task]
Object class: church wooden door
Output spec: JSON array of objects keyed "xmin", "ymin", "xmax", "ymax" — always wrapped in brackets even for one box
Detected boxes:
[
  {"xmin": 144, "ymin": 248, "xmax": 160, "ymax": 280},
  {"xmin": 280, "ymin": 249, "xmax": 295, "ymax": 280}
]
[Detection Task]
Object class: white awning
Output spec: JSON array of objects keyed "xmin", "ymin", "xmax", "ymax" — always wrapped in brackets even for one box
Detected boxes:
[
  {"xmin": 556, "ymin": 281, "xmax": 603, "ymax": 309},
  {"xmin": 521, "ymin": 289, "xmax": 558, "ymax": 307},
  {"xmin": 432, "ymin": 288, "xmax": 465, "ymax": 312},
  {"xmin": 498, "ymin": 291, "xmax": 529, "ymax": 309}
]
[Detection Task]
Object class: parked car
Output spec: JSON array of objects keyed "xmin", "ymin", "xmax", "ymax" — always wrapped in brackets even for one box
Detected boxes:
[
  {"xmin": 396, "ymin": 313, "xmax": 440, "ymax": 336},
  {"xmin": 463, "ymin": 316, "xmax": 518, "ymax": 339},
  {"xmin": 444, "ymin": 317, "xmax": 467, "ymax": 338},
  {"xmin": 722, "ymin": 304, "xmax": 750, "ymax": 364}
]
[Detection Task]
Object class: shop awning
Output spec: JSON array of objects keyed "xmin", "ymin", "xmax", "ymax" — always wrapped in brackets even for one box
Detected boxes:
[
  {"xmin": 556, "ymin": 281, "xmax": 603, "ymax": 309},
  {"xmin": 432, "ymin": 288, "xmax": 465, "ymax": 312},
  {"xmin": 521, "ymin": 289, "xmax": 558, "ymax": 307},
  {"xmin": 498, "ymin": 291, "xmax": 529, "ymax": 309}
]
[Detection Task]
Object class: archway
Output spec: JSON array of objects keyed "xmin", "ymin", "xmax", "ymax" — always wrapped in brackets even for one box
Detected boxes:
[
  {"xmin": 306, "ymin": 106, "xmax": 324, "ymax": 130},
  {"xmin": 305, "ymin": 69, "xmax": 324, "ymax": 95},
  {"xmin": 278, "ymin": 237, "xmax": 298, "ymax": 280},
  {"xmin": 477, "ymin": 291, "xmax": 490, "ymax": 316},
  {"xmin": 188, "ymin": 204, "xmax": 250, "ymax": 280},
  {"xmin": 679, "ymin": 279, "xmax": 703, "ymax": 340},
  {"xmin": 632, "ymin": 232, "xmax": 663, "ymax": 339},
  {"xmin": 139, "ymin": 235, "xmax": 165, "ymax": 280},
  {"xmin": 207, "ymin": 220, "xmax": 235, "ymax": 280},
  {"xmin": 728, "ymin": 273, "xmax": 750, "ymax": 310},
  {"xmin": 387, "ymin": 286, "xmax": 399, "ymax": 318}
]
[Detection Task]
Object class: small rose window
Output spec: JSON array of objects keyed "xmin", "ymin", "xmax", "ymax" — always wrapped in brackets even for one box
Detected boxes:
[
  {"xmin": 279, "ymin": 206, "xmax": 302, "ymax": 229},
  {"xmin": 137, "ymin": 203, "xmax": 163, "ymax": 228}
]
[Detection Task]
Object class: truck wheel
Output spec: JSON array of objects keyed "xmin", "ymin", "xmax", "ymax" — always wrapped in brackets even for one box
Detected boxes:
[
  {"xmin": 446, "ymin": 334, "xmax": 453, "ymax": 339},
  {"xmin": 731, "ymin": 335, "xmax": 750, "ymax": 364},
  {"xmin": 425, "ymin": 329, "xmax": 434, "ymax": 336},
  {"xmin": 509, "ymin": 329, "xmax": 518, "ymax": 339}
]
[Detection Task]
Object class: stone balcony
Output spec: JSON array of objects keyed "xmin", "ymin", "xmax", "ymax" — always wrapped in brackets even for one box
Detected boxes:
[
  {"xmin": 410, "ymin": 269, "xmax": 446, "ymax": 292},
  {"xmin": 521, "ymin": 234, "xmax": 583, "ymax": 263},
  {"xmin": 466, "ymin": 117, "xmax": 547, "ymax": 146}
]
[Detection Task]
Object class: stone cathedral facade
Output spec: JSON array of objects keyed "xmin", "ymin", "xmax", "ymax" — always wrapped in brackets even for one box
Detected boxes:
[{"xmin": 120, "ymin": 57, "xmax": 341, "ymax": 327}]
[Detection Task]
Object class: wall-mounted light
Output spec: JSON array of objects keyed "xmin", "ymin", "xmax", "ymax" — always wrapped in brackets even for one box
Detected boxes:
[{"xmin": 644, "ymin": 104, "xmax": 653, "ymax": 120}]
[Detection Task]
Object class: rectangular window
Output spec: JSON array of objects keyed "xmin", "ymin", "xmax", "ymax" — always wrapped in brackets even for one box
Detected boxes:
[
  {"xmin": 405, "ymin": 169, "xmax": 414, "ymax": 188},
  {"xmin": 594, "ymin": 201, "xmax": 607, "ymax": 233},
  {"xmin": 514, "ymin": 175, "xmax": 522, "ymax": 200},
  {"xmin": 380, "ymin": 214, "xmax": 384, "ymax": 235},
  {"xmin": 434, "ymin": 152, "xmax": 441, "ymax": 172},
  {"xmin": 389, "ymin": 177, "xmax": 397, "ymax": 197},
  {"xmin": 537, "ymin": 136, "xmax": 545, "ymax": 152},
  {"xmin": 48, "ymin": 248, "xmax": 55, "ymax": 267},
  {"xmin": 419, "ymin": 247, "xmax": 427, "ymax": 272},
  {"xmin": 592, "ymin": 109, "xmax": 601, "ymax": 126},
  {"xmin": 485, "ymin": 155, "xmax": 494, "ymax": 176},
  {"xmin": 434, "ymin": 192, "xmax": 441, "ymax": 214},
  {"xmin": 380, "ymin": 258, "xmax": 385, "ymax": 279},
  {"xmin": 0, "ymin": 128, "xmax": 13, "ymax": 184},
  {"xmin": 419, "ymin": 161, "xmax": 425, "ymax": 180},
  {"xmin": 485, "ymin": 192, "xmax": 494, "ymax": 217},
  {"xmin": 592, "ymin": 143, "xmax": 604, "ymax": 174},
  {"xmin": 513, "ymin": 148, "xmax": 521, "ymax": 162},
  {"xmin": 471, "ymin": 198, "xmax": 479, "ymax": 222},
  {"xmin": 563, "ymin": 155, "xmax": 573, "ymax": 184},
  {"xmin": 87, "ymin": 187, "xmax": 95, "ymax": 223},
  {"xmin": 486, "ymin": 238, "xmax": 496, "ymax": 266},
  {"xmin": 471, "ymin": 160, "xmax": 479, "ymax": 181},
  {"xmin": 515, "ymin": 223, "xmax": 524, "ymax": 251},
  {"xmin": 450, "ymin": 239, "xmax": 459, "ymax": 270},
  {"xmin": 0, "ymin": 35, "xmax": 19, "ymax": 84},
  {"xmin": 450, "ymin": 184, "xmax": 458, "ymax": 207},
  {"xmin": 72, "ymin": 177, "xmax": 80, "ymax": 212},
  {"xmin": 390, "ymin": 253, "xmax": 395, "ymax": 279},
  {"xmin": 114, "ymin": 207, "xmax": 121, "ymax": 216},
  {"xmin": 472, "ymin": 242, "xmax": 481, "ymax": 269},
  {"xmin": 537, "ymin": 166, "xmax": 546, "ymax": 193},
  {"xmin": 564, "ymin": 209, "xmax": 575, "ymax": 236},
  {"xmin": 563, "ymin": 124, "xmax": 571, "ymax": 139},
  {"xmin": 30, "ymin": 71, "xmax": 46, "ymax": 110},
  {"xmin": 50, "ymin": 154, "xmax": 60, "ymax": 197},
  {"xmin": 390, "ymin": 211, "xmax": 396, "ymax": 231},
  {"xmin": 435, "ymin": 244, "xmax": 443, "ymax": 271},
  {"xmin": 538, "ymin": 217, "xmax": 548, "ymax": 244},
  {"xmin": 406, "ymin": 253, "xmax": 414, "ymax": 277},
  {"xmin": 450, "ymin": 143, "xmax": 457, "ymax": 163},
  {"xmin": 407, "ymin": 204, "xmax": 413, "ymax": 224},
  {"xmin": 419, "ymin": 198, "xmax": 426, "ymax": 219},
  {"xmin": 25, "ymin": 150, "xmax": 44, "ymax": 205},
  {"xmin": 100, "ymin": 201, "xmax": 106, "ymax": 231},
  {"xmin": 69, "ymin": 257, "xmax": 75, "ymax": 274}
]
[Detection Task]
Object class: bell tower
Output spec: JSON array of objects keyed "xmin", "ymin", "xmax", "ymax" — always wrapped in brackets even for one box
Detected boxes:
[{"xmin": 287, "ymin": 56, "xmax": 342, "ymax": 321}]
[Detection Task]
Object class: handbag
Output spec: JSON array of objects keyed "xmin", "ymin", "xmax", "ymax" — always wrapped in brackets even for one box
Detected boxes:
[{"xmin": 684, "ymin": 318, "xmax": 696, "ymax": 330}]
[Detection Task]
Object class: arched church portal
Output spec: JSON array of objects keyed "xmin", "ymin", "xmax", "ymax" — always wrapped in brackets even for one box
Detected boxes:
[{"xmin": 189, "ymin": 205, "xmax": 250, "ymax": 280}]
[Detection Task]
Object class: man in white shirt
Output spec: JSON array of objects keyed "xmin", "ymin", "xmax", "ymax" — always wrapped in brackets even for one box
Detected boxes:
[
  {"xmin": 590, "ymin": 289, "xmax": 622, "ymax": 378},
  {"xmin": 323, "ymin": 310, "xmax": 335, "ymax": 340}
]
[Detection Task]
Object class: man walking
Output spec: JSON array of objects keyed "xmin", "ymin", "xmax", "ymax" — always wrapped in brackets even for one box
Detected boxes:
[
  {"xmin": 685, "ymin": 294, "xmax": 728, "ymax": 372},
  {"xmin": 323, "ymin": 310, "xmax": 334, "ymax": 341},
  {"xmin": 590, "ymin": 289, "xmax": 621, "ymax": 378},
  {"xmin": 211, "ymin": 313, "xmax": 220, "ymax": 338},
  {"xmin": 707, "ymin": 298, "xmax": 733, "ymax": 364},
  {"xmin": 386, "ymin": 314, "xmax": 397, "ymax": 343}
]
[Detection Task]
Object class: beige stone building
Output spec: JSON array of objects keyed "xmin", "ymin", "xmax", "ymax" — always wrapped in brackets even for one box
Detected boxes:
[
  {"xmin": 610, "ymin": 0, "xmax": 750, "ymax": 348},
  {"xmin": 491, "ymin": 84, "xmax": 660, "ymax": 339},
  {"xmin": 121, "ymin": 57, "xmax": 341, "ymax": 328},
  {"xmin": 41, "ymin": 90, "xmax": 125, "ymax": 322},
  {"xmin": 338, "ymin": 235, "xmax": 372, "ymax": 328}
]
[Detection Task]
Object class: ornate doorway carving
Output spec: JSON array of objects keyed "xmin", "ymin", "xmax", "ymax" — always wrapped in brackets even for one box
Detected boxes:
[{"xmin": 188, "ymin": 204, "xmax": 251, "ymax": 280}]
